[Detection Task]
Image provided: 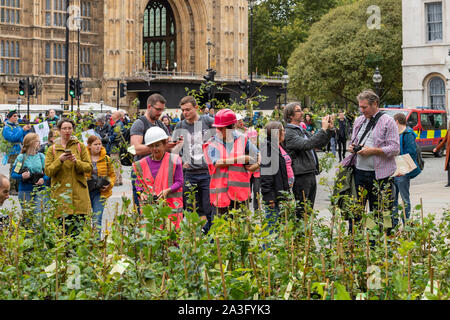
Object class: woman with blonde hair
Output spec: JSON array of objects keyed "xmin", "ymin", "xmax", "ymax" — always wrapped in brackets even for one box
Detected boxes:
[
  {"xmin": 11, "ymin": 133, "xmax": 49, "ymax": 214},
  {"xmin": 85, "ymin": 135, "xmax": 115, "ymax": 235}
]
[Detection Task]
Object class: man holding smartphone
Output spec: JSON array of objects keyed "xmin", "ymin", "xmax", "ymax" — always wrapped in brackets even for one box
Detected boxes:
[{"xmin": 171, "ymin": 96, "xmax": 215, "ymax": 234}]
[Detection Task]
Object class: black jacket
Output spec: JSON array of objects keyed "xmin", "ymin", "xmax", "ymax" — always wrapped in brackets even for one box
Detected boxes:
[
  {"xmin": 260, "ymin": 139, "xmax": 290, "ymax": 204},
  {"xmin": 283, "ymin": 124, "xmax": 332, "ymax": 176},
  {"xmin": 95, "ymin": 123, "xmax": 111, "ymax": 146},
  {"xmin": 337, "ymin": 119, "xmax": 349, "ymax": 141}
]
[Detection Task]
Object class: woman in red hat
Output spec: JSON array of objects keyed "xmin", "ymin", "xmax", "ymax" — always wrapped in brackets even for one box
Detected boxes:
[{"xmin": 203, "ymin": 109, "xmax": 260, "ymax": 217}]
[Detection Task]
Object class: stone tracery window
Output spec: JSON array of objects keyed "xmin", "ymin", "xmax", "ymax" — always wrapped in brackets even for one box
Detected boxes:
[
  {"xmin": 0, "ymin": 0, "xmax": 21, "ymax": 25},
  {"xmin": 143, "ymin": 0, "xmax": 176, "ymax": 71},
  {"xmin": 0, "ymin": 40, "xmax": 20, "ymax": 74}
]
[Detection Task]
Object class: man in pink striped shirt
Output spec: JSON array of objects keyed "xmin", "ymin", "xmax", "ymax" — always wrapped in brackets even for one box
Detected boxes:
[{"xmin": 341, "ymin": 90, "xmax": 399, "ymax": 232}]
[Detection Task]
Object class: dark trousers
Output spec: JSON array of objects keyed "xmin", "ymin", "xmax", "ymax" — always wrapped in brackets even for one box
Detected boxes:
[
  {"xmin": 58, "ymin": 214, "xmax": 86, "ymax": 237},
  {"xmin": 447, "ymin": 159, "xmax": 450, "ymax": 184},
  {"xmin": 293, "ymin": 172, "xmax": 317, "ymax": 218},
  {"xmin": 212, "ymin": 200, "xmax": 245, "ymax": 219},
  {"xmin": 131, "ymin": 170, "xmax": 140, "ymax": 212},
  {"xmin": 351, "ymin": 168, "xmax": 395, "ymax": 232},
  {"xmin": 250, "ymin": 175, "xmax": 261, "ymax": 211},
  {"xmin": 337, "ymin": 138, "xmax": 347, "ymax": 161},
  {"xmin": 183, "ymin": 172, "xmax": 213, "ymax": 232}
]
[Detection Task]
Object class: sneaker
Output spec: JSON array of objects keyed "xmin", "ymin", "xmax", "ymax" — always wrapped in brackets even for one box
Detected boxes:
[{"xmin": 445, "ymin": 184, "xmax": 450, "ymax": 187}]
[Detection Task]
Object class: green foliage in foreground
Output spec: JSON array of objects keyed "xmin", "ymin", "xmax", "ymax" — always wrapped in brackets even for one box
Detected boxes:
[{"xmin": 0, "ymin": 184, "xmax": 448, "ymax": 300}]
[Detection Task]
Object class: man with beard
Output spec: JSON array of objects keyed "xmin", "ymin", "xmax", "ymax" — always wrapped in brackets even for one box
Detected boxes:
[{"xmin": 130, "ymin": 94, "xmax": 181, "ymax": 208}]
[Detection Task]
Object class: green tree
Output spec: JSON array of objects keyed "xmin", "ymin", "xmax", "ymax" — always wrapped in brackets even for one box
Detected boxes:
[
  {"xmin": 288, "ymin": 0, "xmax": 402, "ymax": 107},
  {"xmin": 251, "ymin": 0, "xmax": 338, "ymax": 76}
]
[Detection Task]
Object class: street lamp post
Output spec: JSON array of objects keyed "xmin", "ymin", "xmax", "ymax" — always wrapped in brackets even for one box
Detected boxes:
[
  {"xmin": 373, "ymin": 66, "xmax": 382, "ymax": 97},
  {"xmin": 17, "ymin": 97, "xmax": 22, "ymax": 117},
  {"xmin": 75, "ymin": 16, "xmax": 82, "ymax": 112},
  {"xmin": 60, "ymin": 97, "xmax": 64, "ymax": 111},
  {"xmin": 282, "ymin": 69, "xmax": 289, "ymax": 106},
  {"xmin": 248, "ymin": 0, "xmax": 254, "ymax": 85},
  {"xmin": 100, "ymin": 99, "xmax": 104, "ymax": 113}
]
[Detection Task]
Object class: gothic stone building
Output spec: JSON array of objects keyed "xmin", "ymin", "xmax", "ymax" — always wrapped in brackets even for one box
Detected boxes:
[{"xmin": 0, "ymin": 0, "xmax": 282, "ymax": 113}]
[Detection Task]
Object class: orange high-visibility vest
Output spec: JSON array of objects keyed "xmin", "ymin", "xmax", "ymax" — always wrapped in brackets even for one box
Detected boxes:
[
  {"xmin": 203, "ymin": 134, "xmax": 251, "ymax": 208},
  {"xmin": 133, "ymin": 152, "xmax": 183, "ymax": 229},
  {"xmin": 252, "ymin": 169, "xmax": 261, "ymax": 178}
]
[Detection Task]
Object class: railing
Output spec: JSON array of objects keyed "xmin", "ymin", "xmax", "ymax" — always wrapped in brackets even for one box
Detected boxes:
[{"xmin": 128, "ymin": 70, "xmax": 287, "ymax": 82}]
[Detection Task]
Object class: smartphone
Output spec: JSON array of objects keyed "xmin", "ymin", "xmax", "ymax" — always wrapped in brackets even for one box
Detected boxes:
[
  {"xmin": 64, "ymin": 149, "xmax": 72, "ymax": 154},
  {"xmin": 173, "ymin": 135, "xmax": 183, "ymax": 143}
]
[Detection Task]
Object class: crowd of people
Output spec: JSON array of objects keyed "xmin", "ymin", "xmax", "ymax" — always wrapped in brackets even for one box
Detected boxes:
[{"xmin": 1, "ymin": 88, "xmax": 445, "ymax": 239}]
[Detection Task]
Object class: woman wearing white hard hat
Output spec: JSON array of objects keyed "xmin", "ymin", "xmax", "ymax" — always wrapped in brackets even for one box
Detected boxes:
[
  {"xmin": 235, "ymin": 113, "xmax": 246, "ymax": 134},
  {"xmin": 132, "ymin": 127, "xmax": 184, "ymax": 229}
]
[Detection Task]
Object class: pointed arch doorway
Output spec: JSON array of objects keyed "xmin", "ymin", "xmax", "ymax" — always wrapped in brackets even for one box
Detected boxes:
[{"xmin": 143, "ymin": 0, "xmax": 176, "ymax": 71}]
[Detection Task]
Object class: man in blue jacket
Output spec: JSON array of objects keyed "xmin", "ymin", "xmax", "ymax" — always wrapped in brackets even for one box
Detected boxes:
[
  {"xmin": 392, "ymin": 113, "xmax": 421, "ymax": 228},
  {"xmin": 2, "ymin": 110, "xmax": 31, "ymax": 195}
]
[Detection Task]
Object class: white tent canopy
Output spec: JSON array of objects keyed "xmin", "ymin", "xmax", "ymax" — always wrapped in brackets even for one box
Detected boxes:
[{"xmin": 0, "ymin": 103, "xmax": 122, "ymax": 121}]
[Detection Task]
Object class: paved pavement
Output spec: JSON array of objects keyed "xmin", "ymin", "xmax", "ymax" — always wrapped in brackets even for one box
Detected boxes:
[
  {"xmin": 2, "ymin": 151, "xmax": 448, "ymax": 228},
  {"xmin": 314, "ymin": 151, "xmax": 449, "ymax": 222}
]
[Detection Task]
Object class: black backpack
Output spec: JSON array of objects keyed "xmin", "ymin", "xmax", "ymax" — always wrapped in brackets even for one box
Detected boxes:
[
  {"xmin": 415, "ymin": 142, "xmax": 425, "ymax": 171},
  {"xmin": 118, "ymin": 116, "xmax": 168, "ymax": 166},
  {"xmin": 119, "ymin": 126, "xmax": 133, "ymax": 166}
]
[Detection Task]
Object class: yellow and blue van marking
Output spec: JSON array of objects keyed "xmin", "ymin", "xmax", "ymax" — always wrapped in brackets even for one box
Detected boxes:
[{"xmin": 415, "ymin": 129, "xmax": 447, "ymax": 140}]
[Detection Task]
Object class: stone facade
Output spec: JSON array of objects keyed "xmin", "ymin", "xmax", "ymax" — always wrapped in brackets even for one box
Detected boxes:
[
  {"xmin": 0, "ymin": 0, "xmax": 250, "ymax": 111},
  {"xmin": 402, "ymin": 0, "xmax": 450, "ymax": 111}
]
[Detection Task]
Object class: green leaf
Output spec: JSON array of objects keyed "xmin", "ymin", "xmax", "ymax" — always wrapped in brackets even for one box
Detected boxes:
[{"xmin": 334, "ymin": 283, "xmax": 351, "ymax": 300}]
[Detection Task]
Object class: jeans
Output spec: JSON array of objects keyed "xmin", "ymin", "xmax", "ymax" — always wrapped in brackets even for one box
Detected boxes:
[
  {"xmin": 18, "ymin": 188, "xmax": 48, "ymax": 216},
  {"xmin": 131, "ymin": 170, "xmax": 140, "ymax": 212},
  {"xmin": 265, "ymin": 203, "xmax": 280, "ymax": 234},
  {"xmin": 183, "ymin": 172, "xmax": 213, "ymax": 233},
  {"xmin": 89, "ymin": 189, "xmax": 105, "ymax": 234},
  {"xmin": 393, "ymin": 175, "xmax": 411, "ymax": 227},
  {"xmin": 327, "ymin": 137, "xmax": 336, "ymax": 156}
]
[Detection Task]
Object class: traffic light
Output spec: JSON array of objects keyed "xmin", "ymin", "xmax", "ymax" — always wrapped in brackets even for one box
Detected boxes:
[
  {"xmin": 28, "ymin": 82, "xmax": 35, "ymax": 96},
  {"xmin": 204, "ymin": 85, "xmax": 212, "ymax": 97},
  {"xmin": 69, "ymin": 77, "xmax": 76, "ymax": 98},
  {"xmin": 203, "ymin": 69, "xmax": 216, "ymax": 83},
  {"xmin": 19, "ymin": 79, "xmax": 25, "ymax": 96},
  {"xmin": 119, "ymin": 82, "xmax": 127, "ymax": 98},
  {"xmin": 76, "ymin": 79, "xmax": 84, "ymax": 98}
]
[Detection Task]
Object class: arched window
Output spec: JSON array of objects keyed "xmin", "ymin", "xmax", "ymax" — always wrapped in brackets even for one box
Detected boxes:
[
  {"xmin": 428, "ymin": 77, "xmax": 446, "ymax": 110},
  {"xmin": 143, "ymin": 0, "xmax": 176, "ymax": 71}
]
